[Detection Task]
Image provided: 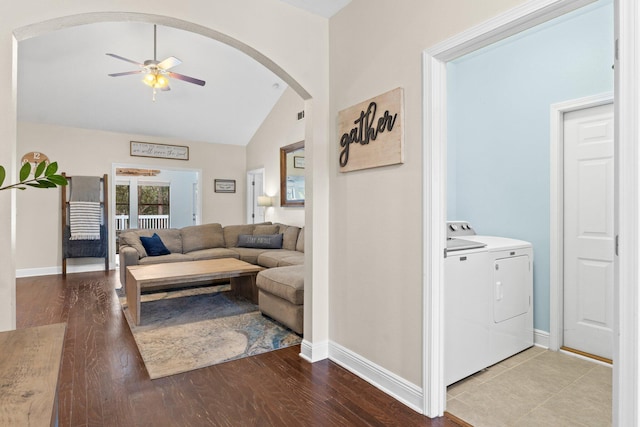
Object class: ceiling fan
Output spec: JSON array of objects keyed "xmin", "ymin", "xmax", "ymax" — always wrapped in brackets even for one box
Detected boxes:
[{"xmin": 106, "ymin": 24, "xmax": 206, "ymax": 101}]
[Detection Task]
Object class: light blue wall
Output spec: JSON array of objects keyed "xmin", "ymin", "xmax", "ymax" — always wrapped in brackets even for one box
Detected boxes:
[{"xmin": 447, "ymin": 1, "xmax": 613, "ymax": 333}]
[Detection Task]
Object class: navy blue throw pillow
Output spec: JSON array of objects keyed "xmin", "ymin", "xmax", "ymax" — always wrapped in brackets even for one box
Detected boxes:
[
  {"xmin": 140, "ymin": 233, "xmax": 171, "ymax": 256},
  {"xmin": 237, "ymin": 233, "xmax": 283, "ymax": 249}
]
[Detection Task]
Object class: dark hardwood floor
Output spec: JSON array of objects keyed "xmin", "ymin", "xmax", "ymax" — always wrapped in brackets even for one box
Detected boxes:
[{"xmin": 17, "ymin": 271, "xmax": 464, "ymax": 426}]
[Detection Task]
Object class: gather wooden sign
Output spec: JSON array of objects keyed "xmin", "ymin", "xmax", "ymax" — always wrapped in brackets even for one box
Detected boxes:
[{"xmin": 337, "ymin": 87, "xmax": 404, "ymax": 173}]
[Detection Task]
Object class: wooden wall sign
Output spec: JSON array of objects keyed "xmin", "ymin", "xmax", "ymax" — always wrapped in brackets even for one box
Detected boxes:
[
  {"xmin": 130, "ymin": 141, "xmax": 189, "ymax": 160},
  {"xmin": 337, "ymin": 87, "xmax": 404, "ymax": 173}
]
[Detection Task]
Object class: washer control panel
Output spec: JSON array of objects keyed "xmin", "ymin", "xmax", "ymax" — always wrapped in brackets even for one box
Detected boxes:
[{"xmin": 446, "ymin": 221, "xmax": 477, "ymax": 238}]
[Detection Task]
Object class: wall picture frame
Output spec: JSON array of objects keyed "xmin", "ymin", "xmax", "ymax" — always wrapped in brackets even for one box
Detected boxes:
[
  {"xmin": 130, "ymin": 141, "xmax": 189, "ymax": 160},
  {"xmin": 214, "ymin": 179, "xmax": 236, "ymax": 193},
  {"xmin": 293, "ymin": 156, "xmax": 305, "ymax": 169}
]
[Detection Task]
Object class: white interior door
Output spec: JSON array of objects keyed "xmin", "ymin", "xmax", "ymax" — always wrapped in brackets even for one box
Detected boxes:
[
  {"xmin": 563, "ymin": 102, "xmax": 614, "ymax": 359},
  {"xmin": 246, "ymin": 169, "xmax": 265, "ymax": 224}
]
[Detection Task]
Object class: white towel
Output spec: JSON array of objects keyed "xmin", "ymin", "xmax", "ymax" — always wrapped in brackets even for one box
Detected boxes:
[{"xmin": 69, "ymin": 201, "xmax": 101, "ymax": 240}]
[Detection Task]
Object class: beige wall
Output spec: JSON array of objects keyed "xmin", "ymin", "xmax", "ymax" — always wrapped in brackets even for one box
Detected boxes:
[
  {"xmin": 247, "ymin": 86, "xmax": 305, "ymax": 227},
  {"xmin": 16, "ymin": 121, "xmax": 247, "ymax": 272},
  {"xmin": 329, "ymin": 0, "xmax": 527, "ymax": 386},
  {"xmin": 1, "ymin": 1, "xmax": 330, "ymax": 336}
]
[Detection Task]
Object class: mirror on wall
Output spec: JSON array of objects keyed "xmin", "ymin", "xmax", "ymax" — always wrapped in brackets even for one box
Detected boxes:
[{"xmin": 280, "ymin": 141, "xmax": 305, "ymax": 207}]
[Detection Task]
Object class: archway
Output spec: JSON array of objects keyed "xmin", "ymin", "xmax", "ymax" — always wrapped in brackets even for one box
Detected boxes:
[{"xmin": 7, "ymin": 11, "xmax": 326, "ymax": 353}]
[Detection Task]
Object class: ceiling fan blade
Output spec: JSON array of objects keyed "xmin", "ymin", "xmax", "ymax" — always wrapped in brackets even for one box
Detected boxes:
[
  {"xmin": 157, "ymin": 56, "xmax": 182, "ymax": 70},
  {"xmin": 106, "ymin": 53, "xmax": 144, "ymax": 67},
  {"xmin": 108, "ymin": 70, "xmax": 144, "ymax": 77},
  {"xmin": 167, "ymin": 72, "xmax": 206, "ymax": 86}
]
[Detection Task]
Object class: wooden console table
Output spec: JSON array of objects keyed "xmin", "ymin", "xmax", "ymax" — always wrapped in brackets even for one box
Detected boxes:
[
  {"xmin": 0, "ymin": 323, "xmax": 66, "ymax": 426},
  {"xmin": 126, "ymin": 258, "xmax": 264, "ymax": 325}
]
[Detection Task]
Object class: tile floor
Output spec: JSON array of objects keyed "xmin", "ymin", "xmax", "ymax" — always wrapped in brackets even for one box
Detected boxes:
[{"xmin": 447, "ymin": 346, "xmax": 612, "ymax": 427}]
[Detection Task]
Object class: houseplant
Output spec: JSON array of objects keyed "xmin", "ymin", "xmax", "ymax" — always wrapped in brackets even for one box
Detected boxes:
[{"xmin": 0, "ymin": 161, "xmax": 67, "ymax": 191}]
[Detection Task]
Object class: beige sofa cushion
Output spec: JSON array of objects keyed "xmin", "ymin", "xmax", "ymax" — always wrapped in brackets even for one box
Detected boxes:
[
  {"xmin": 187, "ymin": 248, "xmax": 240, "ymax": 261},
  {"xmin": 139, "ymin": 253, "xmax": 192, "ymax": 265},
  {"xmin": 275, "ymin": 224, "xmax": 301, "ymax": 251},
  {"xmin": 223, "ymin": 224, "xmax": 255, "ymax": 247},
  {"xmin": 296, "ymin": 227, "xmax": 304, "ymax": 252},
  {"xmin": 256, "ymin": 265, "xmax": 304, "ymax": 305},
  {"xmin": 181, "ymin": 223, "xmax": 225, "ymax": 253},
  {"xmin": 257, "ymin": 250, "xmax": 304, "ymax": 268},
  {"xmin": 232, "ymin": 247, "xmax": 269, "ymax": 265},
  {"xmin": 254, "ymin": 224, "xmax": 279, "ymax": 235}
]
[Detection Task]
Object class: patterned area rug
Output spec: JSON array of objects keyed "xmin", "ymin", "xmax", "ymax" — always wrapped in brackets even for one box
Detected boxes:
[{"xmin": 118, "ymin": 284, "xmax": 301, "ymax": 379}]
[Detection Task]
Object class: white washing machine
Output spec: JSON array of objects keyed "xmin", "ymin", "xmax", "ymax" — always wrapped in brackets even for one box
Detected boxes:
[{"xmin": 445, "ymin": 221, "xmax": 534, "ymax": 386}]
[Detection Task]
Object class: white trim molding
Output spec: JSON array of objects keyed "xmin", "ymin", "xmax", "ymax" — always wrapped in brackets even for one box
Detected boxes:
[
  {"xmin": 614, "ymin": 0, "xmax": 640, "ymax": 425},
  {"xmin": 299, "ymin": 339, "xmax": 329, "ymax": 363},
  {"xmin": 422, "ymin": 0, "xmax": 599, "ymax": 418},
  {"xmin": 534, "ymin": 329, "xmax": 551, "ymax": 349},
  {"xmin": 328, "ymin": 341, "xmax": 424, "ymax": 414},
  {"xmin": 549, "ymin": 93, "xmax": 613, "ymax": 353}
]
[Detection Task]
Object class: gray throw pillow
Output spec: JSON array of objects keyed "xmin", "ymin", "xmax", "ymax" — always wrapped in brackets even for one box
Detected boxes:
[{"xmin": 237, "ymin": 233, "xmax": 283, "ymax": 249}]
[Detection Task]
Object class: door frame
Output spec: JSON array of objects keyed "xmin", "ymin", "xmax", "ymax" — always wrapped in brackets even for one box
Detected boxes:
[
  {"xmin": 246, "ymin": 168, "xmax": 265, "ymax": 224},
  {"xmin": 110, "ymin": 162, "xmax": 203, "ymax": 265},
  {"xmin": 422, "ymin": 0, "xmax": 640, "ymax": 424},
  {"xmin": 549, "ymin": 93, "xmax": 614, "ymax": 352}
]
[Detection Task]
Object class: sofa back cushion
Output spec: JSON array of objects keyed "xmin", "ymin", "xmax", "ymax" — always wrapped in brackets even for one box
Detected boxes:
[
  {"xmin": 155, "ymin": 229, "xmax": 183, "ymax": 254},
  {"xmin": 296, "ymin": 227, "xmax": 304, "ymax": 253},
  {"xmin": 223, "ymin": 224, "xmax": 256, "ymax": 247},
  {"xmin": 181, "ymin": 223, "xmax": 225, "ymax": 253},
  {"xmin": 275, "ymin": 224, "xmax": 301, "ymax": 251},
  {"xmin": 119, "ymin": 228, "xmax": 183, "ymax": 258},
  {"xmin": 253, "ymin": 224, "xmax": 279, "ymax": 235}
]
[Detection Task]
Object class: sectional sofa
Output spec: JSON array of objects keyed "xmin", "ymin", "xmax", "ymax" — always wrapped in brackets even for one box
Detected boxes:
[{"xmin": 118, "ymin": 222, "xmax": 304, "ymax": 333}]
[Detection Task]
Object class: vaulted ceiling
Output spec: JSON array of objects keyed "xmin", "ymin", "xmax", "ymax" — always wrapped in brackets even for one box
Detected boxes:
[{"xmin": 17, "ymin": 0, "xmax": 350, "ymax": 146}]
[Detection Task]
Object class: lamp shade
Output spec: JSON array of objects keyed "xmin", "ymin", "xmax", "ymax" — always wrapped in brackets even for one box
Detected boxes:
[{"xmin": 257, "ymin": 196, "xmax": 272, "ymax": 207}]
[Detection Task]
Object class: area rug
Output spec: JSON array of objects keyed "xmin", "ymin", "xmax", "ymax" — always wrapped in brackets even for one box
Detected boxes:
[{"xmin": 118, "ymin": 284, "xmax": 301, "ymax": 379}]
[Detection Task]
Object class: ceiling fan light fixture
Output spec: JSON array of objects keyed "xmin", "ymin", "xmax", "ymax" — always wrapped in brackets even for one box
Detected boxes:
[
  {"xmin": 107, "ymin": 24, "xmax": 205, "ymax": 101},
  {"xmin": 155, "ymin": 74, "xmax": 169, "ymax": 88},
  {"xmin": 142, "ymin": 71, "xmax": 169, "ymax": 89},
  {"xmin": 143, "ymin": 72, "xmax": 157, "ymax": 86}
]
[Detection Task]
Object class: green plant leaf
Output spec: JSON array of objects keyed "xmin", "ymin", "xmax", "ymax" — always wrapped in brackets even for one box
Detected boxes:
[
  {"xmin": 44, "ymin": 162, "xmax": 58, "ymax": 176},
  {"xmin": 0, "ymin": 165, "xmax": 5, "ymax": 187},
  {"xmin": 47, "ymin": 175, "xmax": 68, "ymax": 186},
  {"xmin": 37, "ymin": 180, "xmax": 57, "ymax": 188},
  {"xmin": 19, "ymin": 162, "xmax": 31, "ymax": 182},
  {"xmin": 34, "ymin": 161, "xmax": 47, "ymax": 178}
]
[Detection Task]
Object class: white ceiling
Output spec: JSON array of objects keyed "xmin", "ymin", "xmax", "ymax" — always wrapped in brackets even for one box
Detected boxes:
[
  {"xmin": 18, "ymin": 22, "xmax": 289, "ymax": 146},
  {"xmin": 17, "ymin": 1, "xmax": 351, "ymax": 146}
]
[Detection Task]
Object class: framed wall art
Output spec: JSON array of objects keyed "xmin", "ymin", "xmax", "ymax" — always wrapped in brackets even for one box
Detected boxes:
[
  {"xmin": 214, "ymin": 179, "xmax": 236, "ymax": 193},
  {"xmin": 130, "ymin": 141, "xmax": 189, "ymax": 160},
  {"xmin": 293, "ymin": 156, "xmax": 305, "ymax": 169}
]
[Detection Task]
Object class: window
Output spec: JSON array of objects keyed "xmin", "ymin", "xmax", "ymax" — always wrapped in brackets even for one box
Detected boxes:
[{"xmin": 138, "ymin": 184, "xmax": 169, "ymax": 216}]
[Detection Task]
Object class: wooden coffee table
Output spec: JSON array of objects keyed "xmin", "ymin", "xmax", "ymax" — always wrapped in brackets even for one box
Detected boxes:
[{"xmin": 125, "ymin": 258, "xmax": 263, "ymax": 325}]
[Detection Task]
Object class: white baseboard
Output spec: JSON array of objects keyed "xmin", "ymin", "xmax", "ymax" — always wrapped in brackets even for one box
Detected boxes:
[
  {"xmin": 534, "ymin": 328, "xmax": 550, "ymax": 349},
  {"xmin": 299, "ymin": 339, "xmax": 329, "ymax": 362},
  {"xmin": 328, "ymin": 341, "xmax": 424, "ymax": 414},
  {"xmin": 16, "ymin": 263, "xmax": 113, "ymax": 278}
]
